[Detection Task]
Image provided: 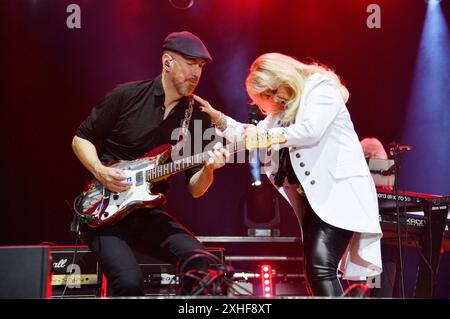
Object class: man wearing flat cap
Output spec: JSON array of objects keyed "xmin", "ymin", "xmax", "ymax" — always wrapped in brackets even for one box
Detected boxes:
[{"xmin": 72, "ymin": 31, "xmax": 229, "ymax": 296}]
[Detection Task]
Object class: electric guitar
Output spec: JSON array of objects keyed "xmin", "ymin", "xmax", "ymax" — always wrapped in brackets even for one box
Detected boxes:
[{"xmin": 78, "ymin": 133, "xmax": 286, "ymax": 228}]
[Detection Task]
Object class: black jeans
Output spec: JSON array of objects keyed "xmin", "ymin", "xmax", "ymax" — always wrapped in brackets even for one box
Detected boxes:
[
  {"xmin": 80, "ymin": 208, "xmax": 210, "ymax": 296},
  {"xmin": 302, "ymin": 197, "xmax": 354, "ymax": 297}
]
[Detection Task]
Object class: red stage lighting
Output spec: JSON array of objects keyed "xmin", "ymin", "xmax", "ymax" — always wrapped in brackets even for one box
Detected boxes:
[{"xmin": 260, "ymin": 264, "xmax": 273, "ymax": 298}]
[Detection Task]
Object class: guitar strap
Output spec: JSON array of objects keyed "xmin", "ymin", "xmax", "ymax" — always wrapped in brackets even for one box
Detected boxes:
[{"xmin": 172, "ymin": 96, "xmax": 194, "ymax": 155}]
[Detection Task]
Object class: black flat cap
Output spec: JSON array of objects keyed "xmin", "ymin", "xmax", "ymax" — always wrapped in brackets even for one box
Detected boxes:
[{"xmin": 163, "ymin": 31, "xmax": 212, "ymax": 63}]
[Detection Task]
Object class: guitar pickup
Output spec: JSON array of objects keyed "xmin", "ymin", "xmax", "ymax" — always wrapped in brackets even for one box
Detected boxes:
[{"xmin": 135, "ymin": 171, "xmax": 144, "ymax": 186}]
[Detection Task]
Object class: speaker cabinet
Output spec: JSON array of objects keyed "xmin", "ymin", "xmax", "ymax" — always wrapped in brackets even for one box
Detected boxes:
[{"xmin": 0, "ymin": 246, "xmax": 52, "ymax": 298}]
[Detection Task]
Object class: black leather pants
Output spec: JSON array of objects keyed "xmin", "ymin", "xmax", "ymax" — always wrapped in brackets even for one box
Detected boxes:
[{"xmin": 302, "ymin": 197, "xmax": 354, "ymax": 297}]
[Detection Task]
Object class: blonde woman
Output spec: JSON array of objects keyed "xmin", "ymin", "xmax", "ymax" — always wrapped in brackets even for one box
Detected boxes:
[{"xmin": 194, "ymin": 53, "xmax": 382, "ymax": 296}]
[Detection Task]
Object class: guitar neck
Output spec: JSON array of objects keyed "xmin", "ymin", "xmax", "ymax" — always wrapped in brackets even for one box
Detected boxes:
[{"xmin": 146, "ymin": 140, "xmax": 246, "ymax": 182}]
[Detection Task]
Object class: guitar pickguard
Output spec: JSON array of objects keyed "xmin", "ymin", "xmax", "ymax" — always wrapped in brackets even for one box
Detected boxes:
[{"xmin": 79, "ymin": 149, "xmax": 171, "ymax": 228}]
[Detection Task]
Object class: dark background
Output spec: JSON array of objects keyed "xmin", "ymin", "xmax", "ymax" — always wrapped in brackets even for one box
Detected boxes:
[{"xmin": 0, "ymin": 0, "xmax": 449, "ymax": 246}]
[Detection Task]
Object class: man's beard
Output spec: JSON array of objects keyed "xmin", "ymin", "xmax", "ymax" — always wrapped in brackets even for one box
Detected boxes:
[{"xmin": 173, "ymin": 77, "xmax": 198, "ymax": 96}]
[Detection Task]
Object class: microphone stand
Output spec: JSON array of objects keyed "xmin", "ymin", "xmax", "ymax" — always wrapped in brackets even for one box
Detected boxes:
[
  {"xmin": 248, "ymin": 106, "xmax": 262, "ymax": 186},
  {"xmin": 389, "ymin": 142, "xmax": 405, "ymax": 299}
]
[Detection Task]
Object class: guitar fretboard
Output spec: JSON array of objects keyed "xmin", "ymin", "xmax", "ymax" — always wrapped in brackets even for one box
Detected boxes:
[{"xmin": 145, "ymin": 140, "xmax": 246, "ymax": 182}]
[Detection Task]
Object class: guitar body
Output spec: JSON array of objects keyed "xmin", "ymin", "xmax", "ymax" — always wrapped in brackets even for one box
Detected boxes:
[{"xmin": 79, "ymin": 145, "xmax": 172, "ymax": 228}]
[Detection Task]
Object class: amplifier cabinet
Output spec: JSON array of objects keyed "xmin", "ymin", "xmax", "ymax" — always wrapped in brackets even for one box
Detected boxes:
[
  {"xmin": 49, "ymin": 246, "xmax": 103, "ymax": 298},
  {"xmin": 0, "ymin": 246, "xmax": 52, "ymax": 298}
]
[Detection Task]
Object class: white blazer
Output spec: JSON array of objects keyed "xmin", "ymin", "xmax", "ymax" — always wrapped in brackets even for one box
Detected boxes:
[{"xmin": 223, "ymin": 73, "xmax": 382, "ymax": 279}]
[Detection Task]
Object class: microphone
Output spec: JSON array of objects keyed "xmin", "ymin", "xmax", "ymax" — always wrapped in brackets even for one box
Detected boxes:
[
  {"xmin": 388, "ymin": 142, "xmax": 413, "ymax": 157},
  {"xmin": 248, "ymin": 106, "xmax": 262, "ymax": 186},
  {"xmin": 398, "ymin": 145, "xmax": 412, "ymax": 151},
  {"xmin": 248, "ymin": 105, "xmax": 261, "ymax": 125}
]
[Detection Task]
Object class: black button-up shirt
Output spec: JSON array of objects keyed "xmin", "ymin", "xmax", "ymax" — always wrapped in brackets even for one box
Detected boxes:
[{"xmin": 76, "ymin": 74, "xmax": 212, "ymax": 185}]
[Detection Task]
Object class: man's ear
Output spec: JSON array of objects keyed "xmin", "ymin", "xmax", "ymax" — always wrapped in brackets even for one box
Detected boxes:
[{"xmin": 163, "ymin": 53, "xmax": 173, "ymax": 70}]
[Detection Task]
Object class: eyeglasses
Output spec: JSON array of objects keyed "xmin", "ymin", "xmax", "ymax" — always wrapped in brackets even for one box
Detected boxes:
[{"xmin": 261, "ymin": 89, "xmax": 288, "ymax": 106}]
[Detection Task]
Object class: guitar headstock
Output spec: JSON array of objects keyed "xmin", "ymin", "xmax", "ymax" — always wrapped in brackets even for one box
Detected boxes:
[{"xmin": 245, "ymin": 131, "xmax": 287, "ymax": 151}]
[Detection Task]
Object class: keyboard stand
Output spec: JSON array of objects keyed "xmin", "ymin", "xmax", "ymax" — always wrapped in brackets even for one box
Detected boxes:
[{"xmin": 414, "ymin": 200, "xmax": 448, "ymax": 298}]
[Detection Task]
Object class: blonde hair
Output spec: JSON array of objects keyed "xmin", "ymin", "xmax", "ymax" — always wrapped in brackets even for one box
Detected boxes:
[{"xmin": 245, "ymin": 53, "xmax": 349, "ymax": 124}]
